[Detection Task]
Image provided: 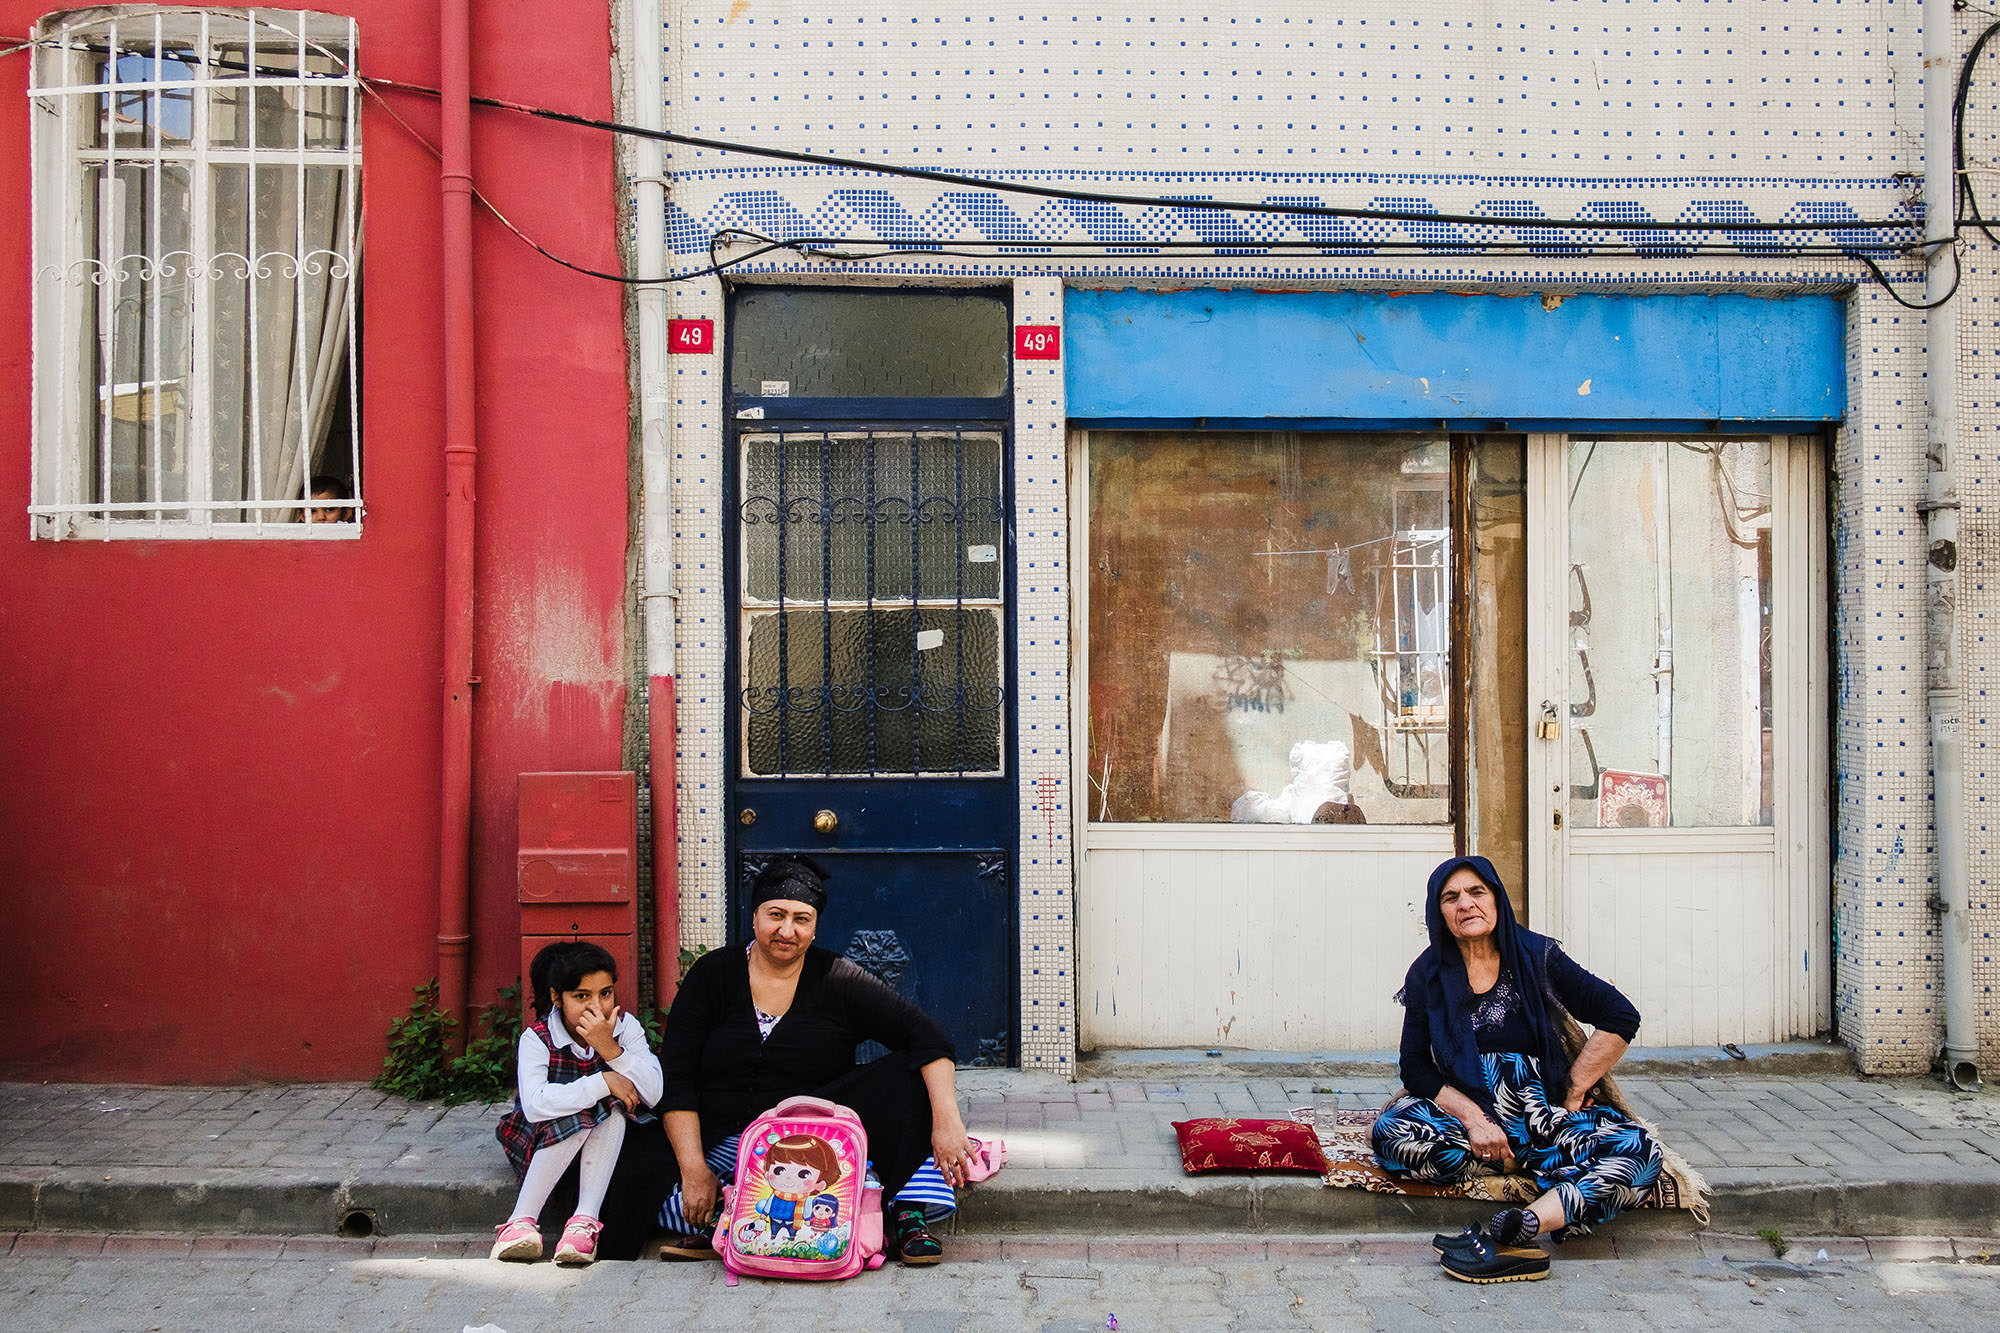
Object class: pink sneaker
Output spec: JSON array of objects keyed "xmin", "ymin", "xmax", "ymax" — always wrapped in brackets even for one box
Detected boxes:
[
  {"xmin": 490, "ymin": 1216, "xmax": 543, "ymax": 1263},
  {"xmin": 553, "ymin": 1214, "xmax": 603, "ymax": 1266}
]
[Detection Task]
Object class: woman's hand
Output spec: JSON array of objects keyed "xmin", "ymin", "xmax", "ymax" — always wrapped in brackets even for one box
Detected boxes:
[
  {"xmin": 1434, "ymin": 1085, "xmax": 1513, "ymax": 1172},
  {"xmin": 1562, "ymin": 1031, "xmax": 1628, "ymax": 1114},
  {"xmin": 917, "ymin": 1056, "xmax": 975, "ymax": 1186},
  {"xmin": 930, "ymin": 1118, "xmax": 976, "ymax": 1188},
  {"xmin": 1561, "ymin": 1082, "xmax": 1600, "ymax": 1114},
  {"xmin": 1465, "ymin": 1113, "xmax": 1514, "ymax": 1172},
  {"xmin": 602, "ymin": 1069, "xmax": 641, "ymax": 1115},
  {"xmin": 679, "ymin": 1160, "xmax": 720, "ymax": 1227}
]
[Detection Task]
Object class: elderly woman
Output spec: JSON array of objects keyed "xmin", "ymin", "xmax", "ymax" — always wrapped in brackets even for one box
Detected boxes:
[
  {"xmin": 1372, "ymin": 855, "xmax": 1662, "ymax": 1284},
  {"xmin": 652, "ymin": 856, "xmax": 975, "ymax": 1265}
]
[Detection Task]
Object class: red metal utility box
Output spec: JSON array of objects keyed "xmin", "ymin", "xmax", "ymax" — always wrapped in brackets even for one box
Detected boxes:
[{"xmin": 517, "ymin": 771, "xmax": 638, "ymax": 1012}]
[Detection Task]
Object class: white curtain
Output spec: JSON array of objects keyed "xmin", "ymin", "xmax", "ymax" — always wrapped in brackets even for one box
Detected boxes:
[{"xmin": 208, "ymin": 150, "xmax": 352, "ymax": 519}]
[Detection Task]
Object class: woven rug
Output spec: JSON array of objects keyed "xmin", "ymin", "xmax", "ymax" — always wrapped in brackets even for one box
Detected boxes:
[{"xmin": 1291, "ymin": 1106, "xmax": 1710, "ymax": 1223}]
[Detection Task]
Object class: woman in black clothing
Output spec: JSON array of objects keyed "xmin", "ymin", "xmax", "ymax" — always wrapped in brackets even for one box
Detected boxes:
[
  {"xmin": 652, "ymin": 856, "xmax": 974, "ymax": 1264},
  {"xmin": 1371, "ymin": 855, "xmax": 1662, "ymax": 1284}
]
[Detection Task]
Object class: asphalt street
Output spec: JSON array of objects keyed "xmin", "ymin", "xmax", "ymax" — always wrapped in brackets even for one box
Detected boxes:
[{"xmin": 3, "ymin": 1243, "xmax": 1997, "ymax": 1331}]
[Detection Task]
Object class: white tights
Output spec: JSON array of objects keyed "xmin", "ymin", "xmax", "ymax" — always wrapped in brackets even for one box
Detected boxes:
[{"xmin": 508, "ymin": 1112, "xmax": 626, "ymax": 1223}]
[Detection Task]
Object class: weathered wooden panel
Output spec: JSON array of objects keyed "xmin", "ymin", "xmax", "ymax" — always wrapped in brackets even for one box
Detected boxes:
[
  {"xmin": 1079, "ymin": 833, "xmax": 1449, "ymax": 1049},
  {"xmin": 1566, "ymin": 837, "xmax": 1782, "ymax": 1045}
]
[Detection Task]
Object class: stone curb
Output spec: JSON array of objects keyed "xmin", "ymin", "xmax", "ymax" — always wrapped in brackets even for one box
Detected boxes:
[
  {"xmin": 4, "ymin": 1166, "xmax": 1999, "ymax": 1241},
  {"xmin": 4, "ymin": 1230, "xmax": 1997, "ymax": 1267}
]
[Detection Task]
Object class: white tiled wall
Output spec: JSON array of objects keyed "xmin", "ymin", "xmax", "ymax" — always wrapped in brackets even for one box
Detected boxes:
[
  {"xmin": 641, "ymin": 1, "xmax": 1996, "ymax": 1074},
  {"xmin": 1954, "ymin": 18, "xmax": 2000, "ymax": 1073}
]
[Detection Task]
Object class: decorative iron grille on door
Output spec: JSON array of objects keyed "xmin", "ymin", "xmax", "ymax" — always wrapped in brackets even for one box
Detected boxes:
[{"xmin": 739, "ymin": 428, "xmax": 1007, "ymax": 778}]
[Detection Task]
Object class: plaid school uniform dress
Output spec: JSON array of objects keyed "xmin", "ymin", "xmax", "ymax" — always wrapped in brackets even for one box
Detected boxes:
[{"xmin": 494, "ymin": 1019, "xmax": 617, "ymax": 1181}]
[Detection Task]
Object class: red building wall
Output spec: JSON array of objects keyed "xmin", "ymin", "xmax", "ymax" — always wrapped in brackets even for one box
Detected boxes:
[{"xmin": 0, "ymin": 1, "xmax": 631, "ymax": 1081}]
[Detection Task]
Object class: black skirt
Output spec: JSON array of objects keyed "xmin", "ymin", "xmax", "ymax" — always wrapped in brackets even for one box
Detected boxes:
[{"xmin": 538, "ymin": 1051, "xmax": 938, "ymax": 1261}]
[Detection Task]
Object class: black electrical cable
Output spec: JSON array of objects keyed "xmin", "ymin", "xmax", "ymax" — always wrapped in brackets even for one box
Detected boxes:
[
  {"xmin": 1954, "ymin": 19, "xmax": 2000, "ymax": 248},
  {"xmin": 7, "ymin": 32, "xmax": 1936, "ymax": 297},
  {"xmin": 718, "ymin": 228, "xmax": 1896, "ymax": 257},
  {"xmin": 362, "ymin": 74, "xmax": 1939, "ymax": 306},
  {"xmin": 1848, "ymin": 241, "xmax": 1962, "ymax": 310},
  {"xmin": 363, "ymin": 74, "xmax": 1916, "ymax": 238}
]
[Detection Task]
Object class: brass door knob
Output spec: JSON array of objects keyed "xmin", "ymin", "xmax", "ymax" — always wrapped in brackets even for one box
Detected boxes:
[
  {"xmin": 739, "ymin": 808, "xmax": 757, "ymax": 826},
  {"xmin": 813, "ymin": 809, "xmax": 838, "ymax": 835}
]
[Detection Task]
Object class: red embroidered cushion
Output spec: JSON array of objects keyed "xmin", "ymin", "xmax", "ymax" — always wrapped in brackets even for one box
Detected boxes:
[{"xmin": 1171, "ymin": 1117, "xmax": 1330, "ymax": 1175}]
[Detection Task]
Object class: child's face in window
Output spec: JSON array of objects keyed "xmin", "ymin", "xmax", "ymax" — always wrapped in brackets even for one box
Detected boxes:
[
  {"xmin": 308, "ymin": 488, "xmax": 349, "ymax": 524},
  {"xmin": 765, "ymin": 1159, "xmax": 823, "ymax": 1195}
]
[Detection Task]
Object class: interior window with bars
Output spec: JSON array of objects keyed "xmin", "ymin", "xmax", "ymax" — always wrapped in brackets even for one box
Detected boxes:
[{"xmin": 29, "ymin": 8, "xmax": 360, "ymax": 538}]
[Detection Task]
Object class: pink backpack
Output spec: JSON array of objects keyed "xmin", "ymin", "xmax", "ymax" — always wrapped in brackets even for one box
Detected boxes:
[{"xmin": 716, "ymin": 1096, "xmax": 885, "ymax": 1282}]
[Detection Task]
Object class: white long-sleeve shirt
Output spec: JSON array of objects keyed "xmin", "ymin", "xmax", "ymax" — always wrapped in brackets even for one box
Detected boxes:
[{"xmin": 515, "ymin": 1009, "xmax": 664, "ymax": 1123}]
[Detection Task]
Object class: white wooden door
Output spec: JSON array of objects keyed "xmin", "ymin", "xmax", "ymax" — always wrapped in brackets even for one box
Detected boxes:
[{"xmin": 1526, "ymin": 434, "xmax": 1828, "ymax": 1045}]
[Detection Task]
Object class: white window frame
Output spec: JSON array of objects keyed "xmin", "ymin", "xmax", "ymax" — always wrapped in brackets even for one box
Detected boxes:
[{"xmin": 29, "ymin": 6, "xmax": 361, "ymax": 539}]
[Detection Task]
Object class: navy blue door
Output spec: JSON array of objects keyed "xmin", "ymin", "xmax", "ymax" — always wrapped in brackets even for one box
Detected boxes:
[{"xmin": 725, "ymin": 290, "xmax": 1016, "ymax": 1066}]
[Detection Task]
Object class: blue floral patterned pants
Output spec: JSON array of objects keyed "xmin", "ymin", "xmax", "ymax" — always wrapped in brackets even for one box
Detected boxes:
[{"xmin": 1370, "ymin": 1051, "xmax": 1663, "ymax": 1235}]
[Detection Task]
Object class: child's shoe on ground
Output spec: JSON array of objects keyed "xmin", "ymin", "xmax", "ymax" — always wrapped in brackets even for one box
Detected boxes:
[
  {"xmin": 490, "ymin": 1216, "xmax": 543, "ymax": 1263},
  {"xmin": 553, "ymin": 1214, "xmax": 603, "ymax": 1266}
]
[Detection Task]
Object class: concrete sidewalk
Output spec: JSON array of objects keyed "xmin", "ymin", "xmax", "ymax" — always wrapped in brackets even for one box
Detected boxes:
[{"xmin": 3, "ymin": 1067, "xmax": 1997, "ymax": 1241}]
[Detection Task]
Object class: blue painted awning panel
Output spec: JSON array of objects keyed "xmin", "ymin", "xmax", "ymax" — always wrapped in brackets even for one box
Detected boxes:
[{"xmin": 1064, "ymin": 289, "xmax": 1844, "ymax": 424}]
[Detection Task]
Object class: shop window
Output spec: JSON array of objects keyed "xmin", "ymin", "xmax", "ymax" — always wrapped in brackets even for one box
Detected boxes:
[
  {"xmin": 28, "ymin": 8, "xmax": 360, "ymax": 537},
  {"xmin": 1565, "ymin": 439, "xmax": 1773, "ymax": 827},
  {"xmin": 1087, "ymin": 432, "xmax": 1453, "ymax": 825}
]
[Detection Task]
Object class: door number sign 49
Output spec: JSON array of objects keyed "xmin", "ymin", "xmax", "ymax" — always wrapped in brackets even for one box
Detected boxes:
[
  {"xmin": 1014, "ymin": 326, "xmax": 1060, "ymax": 360},
  {"xmin": 667, "ymin": 318, "xmax": 714, "ymax": 353}
]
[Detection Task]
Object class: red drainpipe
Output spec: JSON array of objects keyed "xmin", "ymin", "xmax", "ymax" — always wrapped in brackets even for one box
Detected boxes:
[{"xmin": 435, "ymin": 0, "xmax": 477, "ymax": 1040}]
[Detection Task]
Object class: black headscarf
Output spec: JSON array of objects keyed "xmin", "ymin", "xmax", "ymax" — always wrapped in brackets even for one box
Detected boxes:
[
  {"xmin": 751, "ymin": 855, "xmax": 830, "ymax": 913},
  {"xmin": 1399, "ymin": 855, "xmax": 1572, "ymax": 1113}
]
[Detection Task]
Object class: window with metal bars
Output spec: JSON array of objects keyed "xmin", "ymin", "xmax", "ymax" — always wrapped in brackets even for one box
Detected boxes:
[
  {"xmin": 739, "ymin": 427, "xmax": 1008, "ymax": 777},
  {"xmin": 28, "ymin": 7, "xmax": 360, "ymax": 538}
]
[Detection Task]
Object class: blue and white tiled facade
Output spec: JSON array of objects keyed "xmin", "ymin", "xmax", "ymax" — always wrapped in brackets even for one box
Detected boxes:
[{"xmin": 632, "ymin": 1, "xmax": 2000, "ymax": 1075}]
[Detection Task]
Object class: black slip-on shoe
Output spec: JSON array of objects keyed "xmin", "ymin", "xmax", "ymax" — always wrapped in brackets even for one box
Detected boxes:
[
  {"xmin": 1431, "ymin": 1225, "xmax": 1482, "ymax": 1257},
  {"xmin": 1439, "ymin": 1235, "xmax": 1551, "ymax": 1284}
]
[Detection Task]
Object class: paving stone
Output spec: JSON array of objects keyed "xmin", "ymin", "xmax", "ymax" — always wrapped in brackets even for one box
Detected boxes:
[
  {"xmin": 1001, "ymin": 1237, "xmax": 1089, "ymax": 1261},
  {"xmin": 100, "ymin": 1234, "xmax": 194, "ymax": 1256},
  {"xmin": 189, "ymin": 1235, "xmax": 289, "ymax": 1257},
  {"xmin": 1087, "ymin": 1238, "xmax": 1179, "ymax": 1262},
  {"xmin": 12, "ymin": 1232, "xmax": 106, "ymax": 1256},
  {"xmin": 1865, "ymin": 1235, "xmax": 1955, "ymax": 1262},
  {"xmin": 1179, "ymin": 1240, "xmax": 1266, "ymax": 1262}
]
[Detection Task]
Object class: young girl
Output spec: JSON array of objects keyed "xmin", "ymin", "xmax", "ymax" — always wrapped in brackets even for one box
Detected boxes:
[{"xmin": 492, "ymin": 941, "xmax": 663, "ymax": 1265}]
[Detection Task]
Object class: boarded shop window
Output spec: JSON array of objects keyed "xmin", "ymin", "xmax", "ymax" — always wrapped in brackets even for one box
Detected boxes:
[
  {"xmin": 1566, "ymin": 439, "xmax": 1773, "ymax": 828},
  {"xmin": 1088, "ymin": 432, "xmax": 1452, "ymax": 825},
  {"xmin": 29, "ymin": 8, "xmax": 361, "ymax": 538}
]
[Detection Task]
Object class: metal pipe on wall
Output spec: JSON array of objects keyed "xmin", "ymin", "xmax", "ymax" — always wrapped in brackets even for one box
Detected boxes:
[
  {"xmin": 1924, "ymin": 0, "xmax": 1979, "ymax": 1091},
  {"xmin": 435, "ymin": 0, "xmax": 479, "ymax": 1039},
  {"xmin": 629, "ymin": 0, "xmax": 681, "ymax": 1007}
]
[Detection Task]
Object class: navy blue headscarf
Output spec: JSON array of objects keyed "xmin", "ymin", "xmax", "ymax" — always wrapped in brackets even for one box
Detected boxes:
[{"xmin": 1399, "ymin": 855, "xmax": 1572, "ymax": 1113}]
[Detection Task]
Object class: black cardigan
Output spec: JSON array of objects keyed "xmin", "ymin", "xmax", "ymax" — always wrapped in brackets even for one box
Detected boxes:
[
  {"xmin": 1397, "ymin": 944, "xmax": 1641, "ymax": 1104},
  {"xmin": 657, "ymin": 945, "xmax": 956, "ymax": 1147}
]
